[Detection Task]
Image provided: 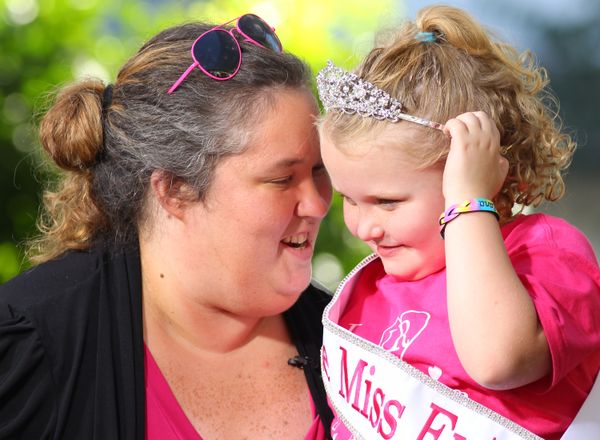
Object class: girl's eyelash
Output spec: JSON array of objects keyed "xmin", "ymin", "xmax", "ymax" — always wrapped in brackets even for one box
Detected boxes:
[
  {"xmin": 339, "ymin": 194, "xmax": 357, "ymax": 205},
  {"xmin": 337, "ymin": 191, "xmax": 402, "ymax": 207}
]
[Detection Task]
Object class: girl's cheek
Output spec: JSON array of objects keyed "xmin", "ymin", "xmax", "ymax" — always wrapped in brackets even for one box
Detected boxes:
[{"xmin": 343, "ymin": 208, "xmax": 359, "ymax": 237}]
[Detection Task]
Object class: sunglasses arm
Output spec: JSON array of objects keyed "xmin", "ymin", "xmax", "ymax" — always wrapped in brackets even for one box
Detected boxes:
[{"xmin": 167, "ymin": 61, "xmax": 199, "ymax": 94}]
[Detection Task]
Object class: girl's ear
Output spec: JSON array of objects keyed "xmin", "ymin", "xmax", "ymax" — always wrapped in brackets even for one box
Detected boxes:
[{"xmin": 149, "ymin": 170, "xmax": 195, "ymax": 220}]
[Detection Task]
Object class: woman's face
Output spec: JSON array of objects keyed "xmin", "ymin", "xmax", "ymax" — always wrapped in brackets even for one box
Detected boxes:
[{"xmin": 181, "ymin": 89, "xmax": 331, "ymax": 316}]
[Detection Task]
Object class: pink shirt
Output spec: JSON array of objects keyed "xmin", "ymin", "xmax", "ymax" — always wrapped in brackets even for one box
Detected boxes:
[
  {"xmin": 145, "ymin": 345, "xmax": 326, "ymax": 439},
  {"xmin": 332, "ymin": 213, "xmax": 600, "ymax": 440}
]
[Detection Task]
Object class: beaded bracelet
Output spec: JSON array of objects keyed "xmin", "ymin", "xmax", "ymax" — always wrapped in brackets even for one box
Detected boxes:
[{"xmin": 439, "ymin": 198, "xmax": 499, "ymax": 238}]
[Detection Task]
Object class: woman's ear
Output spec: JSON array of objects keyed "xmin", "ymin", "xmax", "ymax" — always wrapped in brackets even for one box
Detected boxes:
[{"xmin": 149, "ymin": 170, "xmax": 195, "ymax": 220}]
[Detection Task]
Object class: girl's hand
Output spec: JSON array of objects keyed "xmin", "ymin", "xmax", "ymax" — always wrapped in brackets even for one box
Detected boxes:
[{"xmin": 442, "ymin": 111, "xmax": 509, "ymax": 204}]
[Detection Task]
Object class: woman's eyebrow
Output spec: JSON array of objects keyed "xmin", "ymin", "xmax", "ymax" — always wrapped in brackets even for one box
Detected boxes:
[{"xmin": 264, "ymin": 157, "xmax": 304, "ymax": 172}]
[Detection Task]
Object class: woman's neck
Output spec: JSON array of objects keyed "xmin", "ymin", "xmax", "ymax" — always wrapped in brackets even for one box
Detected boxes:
[
  {"xmin": 143, "ymin": 288, "xmax": 272, "ymax": 354},
  {"xmin": 139, "ymin": 237, "xmax": 273, "ymax": 355}
]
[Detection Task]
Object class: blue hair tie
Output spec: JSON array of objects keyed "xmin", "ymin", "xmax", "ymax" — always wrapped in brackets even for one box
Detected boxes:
[{"xmin": 416, "ymin": 31, "xmax": 437, "ymax": 43}]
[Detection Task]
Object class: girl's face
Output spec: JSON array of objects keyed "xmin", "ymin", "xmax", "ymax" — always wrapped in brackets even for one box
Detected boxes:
[{"xmin": 321, "ymin": 125, "xmax": 446, "ymax": 280}]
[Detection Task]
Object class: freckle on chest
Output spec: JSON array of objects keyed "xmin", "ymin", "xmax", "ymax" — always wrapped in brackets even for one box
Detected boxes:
[{"xmin": 160, "ymin": 349, "xmax": 312, "ymax": 438}]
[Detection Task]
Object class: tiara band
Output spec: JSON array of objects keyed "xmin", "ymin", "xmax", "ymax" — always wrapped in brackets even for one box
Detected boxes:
[{"xmin": 316, "ymin": 60, "xmax": 444, "ymax": 131}]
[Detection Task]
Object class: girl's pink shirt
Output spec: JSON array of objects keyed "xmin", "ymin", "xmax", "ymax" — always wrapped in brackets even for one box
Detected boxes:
[
  {"xmin": 144, "ymin": 345, "xmax": 326, "ymax": 440},
  {"xmin": 331, "ymin": 213, "xmax": 600, "ymax": 440}
]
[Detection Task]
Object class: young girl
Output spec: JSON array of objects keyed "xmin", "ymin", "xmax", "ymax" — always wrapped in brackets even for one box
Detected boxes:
[{"xmin": 316, "ymin": 5, "xmax": 600, "ymax": 440}]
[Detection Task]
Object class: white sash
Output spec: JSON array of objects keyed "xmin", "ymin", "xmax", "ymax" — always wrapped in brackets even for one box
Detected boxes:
[{"xmin": 322, "ymin": 254, "xmax": 600, "ymax": 440}]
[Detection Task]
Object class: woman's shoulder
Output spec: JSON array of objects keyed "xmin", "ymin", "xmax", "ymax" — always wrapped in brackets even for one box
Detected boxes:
[
  {"xmin": 0, "ymin": 249, "xmax": 105, "ymax": 310},
  {"xmin": 302, "ymin": 281, "xmax": 334, "ymax": 308},
  {"xmin": 0, "ymin": 251, "xmax": 104, "ymax": 439},
  {"xmin": 0, "ymin": 246, "xmax": 141, "ymax": 308},
  {"xmin": 0, "ymin": 245, "xmax": 144, "ymax": 439},
  {"xmin": 284, "ymin": 281, "xmax": 332, "ymax": 335}
]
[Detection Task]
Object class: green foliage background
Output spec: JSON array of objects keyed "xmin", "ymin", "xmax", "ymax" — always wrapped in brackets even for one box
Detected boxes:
[
  {"xmin": 3, "ymin": 0, "xmax": 599, "ymax": 289},
  {"xmin": 0, "ymin": 0, "xmax": 401, "ymax": 288}
]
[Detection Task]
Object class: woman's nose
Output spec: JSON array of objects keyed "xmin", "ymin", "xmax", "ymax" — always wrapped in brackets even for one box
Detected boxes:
[{"xmin": 296, "ymin": 178, "xmax": 332, "ymax": 219}]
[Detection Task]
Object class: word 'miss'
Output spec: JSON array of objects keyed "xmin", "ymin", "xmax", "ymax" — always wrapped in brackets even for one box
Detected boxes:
[{"xmin": 323, "ymin": 345, "xmax": 499, "ymax": 440}]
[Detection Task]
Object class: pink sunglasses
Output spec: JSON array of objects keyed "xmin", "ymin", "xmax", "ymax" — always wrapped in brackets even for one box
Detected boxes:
[{"xmin": 167, "ymin": 14, "xmax": 282, "ymax": 94}]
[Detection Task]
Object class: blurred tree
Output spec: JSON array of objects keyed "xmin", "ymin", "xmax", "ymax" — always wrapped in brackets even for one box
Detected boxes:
[
  {"xmin": 0, "ymin": 0, "xmax": 153, "ymax": 281},
  {"xmin": 478, "ymin": 0, "xmax": 600, "ymax": 255},
  {"xmin": 528, "ymin": 2, "xmax": 600, "ymax": 255},
  {"xmin": 0, "ymin": 0, "xmax": 396, "ymax": 285}
]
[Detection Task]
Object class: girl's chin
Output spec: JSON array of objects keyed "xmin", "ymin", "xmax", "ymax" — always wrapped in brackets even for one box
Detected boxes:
[{"xmin": 381, "ymin": 260, "xmax": 445, "ymax": 281}]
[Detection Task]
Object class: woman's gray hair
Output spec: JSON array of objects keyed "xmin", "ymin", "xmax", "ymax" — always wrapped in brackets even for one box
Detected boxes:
[{"xmin": 32, "ymin": 21, "xmax": 313, "ymax": 261}]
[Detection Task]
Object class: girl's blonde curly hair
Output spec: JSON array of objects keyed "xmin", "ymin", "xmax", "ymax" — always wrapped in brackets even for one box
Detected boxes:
[{"xmin": 320, "ymin": 5, "xmax": 575, "ymax": 221}]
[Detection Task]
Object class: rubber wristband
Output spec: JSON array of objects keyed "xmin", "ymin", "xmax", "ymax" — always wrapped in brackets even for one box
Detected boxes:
[{"xmin": 439, "ymin": 198, "xmax": 499, "ymax": 238}]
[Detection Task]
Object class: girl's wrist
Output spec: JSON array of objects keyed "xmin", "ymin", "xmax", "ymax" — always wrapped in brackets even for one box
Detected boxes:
[
  {"xmin": 439, "ymin": 198, "xmax": 499, "ymax": 238},
  {"xmin": 444, "ymin": 191, "xmax": 493, "ymax": 208}
]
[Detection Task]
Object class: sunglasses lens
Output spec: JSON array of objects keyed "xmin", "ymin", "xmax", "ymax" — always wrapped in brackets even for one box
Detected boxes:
[
  {"xmin": 192, "ymin": 30, "xmax": 240, "ymax": 78},
  {"xmin": 238, "ymin": 14, "xmax": 282, "ymax": 52}
]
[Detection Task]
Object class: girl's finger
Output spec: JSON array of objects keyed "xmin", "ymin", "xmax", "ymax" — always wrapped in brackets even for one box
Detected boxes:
[
  {"xmin": 455, "ymin": 112, "xmax": 482, "ymax": 131},
  {"xmin": 443, "ymin": 117, "xmax": 468, "ymax": 139}
]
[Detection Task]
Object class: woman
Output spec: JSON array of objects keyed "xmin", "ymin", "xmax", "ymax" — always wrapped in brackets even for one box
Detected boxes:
[{"xmin": 0, "ymin": 15, "xmax": 333, "ymax": 439}]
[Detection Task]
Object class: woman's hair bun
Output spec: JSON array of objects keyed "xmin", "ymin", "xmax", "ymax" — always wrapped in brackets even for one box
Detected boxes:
[{"xmin": 39, "ymin": 79, "xmax": 106, "ymax": 172}]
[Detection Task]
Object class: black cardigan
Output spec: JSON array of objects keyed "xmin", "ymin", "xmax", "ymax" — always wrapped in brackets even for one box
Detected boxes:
[{"xmin": 0, "ymin": 247, "xmax": 333, "ymax": 439}]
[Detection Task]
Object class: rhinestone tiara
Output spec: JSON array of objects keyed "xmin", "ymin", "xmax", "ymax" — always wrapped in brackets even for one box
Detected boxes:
[{"xmin": 316, "ymin": 60, "xmax": 444, "ymax": 131}]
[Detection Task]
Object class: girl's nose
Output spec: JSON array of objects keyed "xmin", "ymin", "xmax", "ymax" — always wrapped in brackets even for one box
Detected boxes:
[{"xmin": 355, "ymin": 211, "xmax": 384, "ymax": 242}]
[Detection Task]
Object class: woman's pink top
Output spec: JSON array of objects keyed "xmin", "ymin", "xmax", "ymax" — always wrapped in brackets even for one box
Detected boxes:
[{"xmin": 145, "ymin": 345, "xmax": 326, "ymax": 439}]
